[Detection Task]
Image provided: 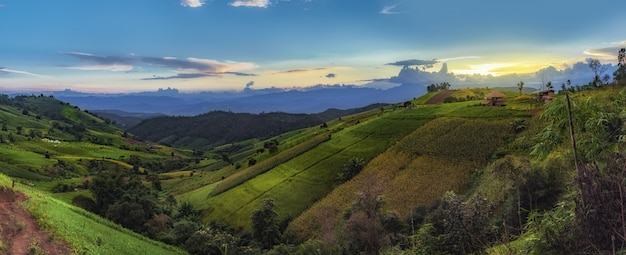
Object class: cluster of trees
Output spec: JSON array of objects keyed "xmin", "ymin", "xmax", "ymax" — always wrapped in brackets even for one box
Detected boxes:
[{"xmin": 426, "ymin": 82, "xmax": 451, "ymax": 92}]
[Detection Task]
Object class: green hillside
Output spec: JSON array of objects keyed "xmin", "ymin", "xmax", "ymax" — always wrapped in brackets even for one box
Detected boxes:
[{"xmin": 2, "ymin": 87, "xmax": 625, "ymax": 254}]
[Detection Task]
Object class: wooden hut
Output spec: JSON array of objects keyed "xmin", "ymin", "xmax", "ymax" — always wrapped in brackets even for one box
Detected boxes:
[
  {"xmin": 530, "ymin": 89, "xmax": 555, "ymax": 103},
  {"xmin": 481, "ymin": 90, "xmax": 507, "ymax": 106}
]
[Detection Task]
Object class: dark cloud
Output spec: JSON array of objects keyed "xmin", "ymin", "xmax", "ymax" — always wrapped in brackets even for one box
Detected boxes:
[
  {"xmin": 386, "ymin": 59, "xmax": 438, "ymax": 66},
  {"xmin": 325, "ymin": 73, "xmax": 336, "ymax": 78},
  {"xmin": 277, "ymin": 67, "xmax": 328, "ymax": 74},
  {"xmin": 140, "ymin": 57, "xmax": 219, "ymax": 71},
  {"xmin": 64, "ymin": 52, "xmax": 135, "ymax": 65},
  {"xmin": 224, "ymin": 71, "xmax": 257, "ymax": 76},
  {"xmin": 245, "ymin": 81, "xmax": 254, "ymax": 88},
  {"xmin": 282, "ymin": 69, "xmax": 308, "ymax": 73},
  {"xmin": 142, "ymin": 71, "xmax": 255, "ymax": 80}
]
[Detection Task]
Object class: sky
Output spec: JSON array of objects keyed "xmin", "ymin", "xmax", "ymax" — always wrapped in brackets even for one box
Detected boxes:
[{"xmin": 1, "ymin": 0, "xmax": 625, "ymax": 93}]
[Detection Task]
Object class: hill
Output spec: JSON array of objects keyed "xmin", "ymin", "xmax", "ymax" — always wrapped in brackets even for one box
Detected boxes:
[
  {"xmin": 3, "ymin": 87, "xmax": 625, "ymax": 254},
  {"xmin": 128, "ymin": 103, "xmax": 388, "ymax": 150}
]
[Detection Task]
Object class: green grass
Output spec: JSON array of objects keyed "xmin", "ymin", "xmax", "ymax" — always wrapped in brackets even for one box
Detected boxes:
[
  {"xmin": 413, "ymin": 92, "xmax": 440, "ymax": 105},
  {"xmin": 287, "ymin": 104, "xmax": 525, "ymax": 241},
  {"xmin": 0, "ymin": 173, "xmax": 186, "ymax": 255},
  {"xmin": 181, "ymin": 107, "xmax": 432, "ymax": 229},
  {"xmin": 209, "ymin": 133, "xmax": 331, "ymax": 196}
]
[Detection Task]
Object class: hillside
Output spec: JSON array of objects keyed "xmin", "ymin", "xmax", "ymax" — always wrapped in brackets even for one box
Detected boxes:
[
  {"xmin": 128, "ymin": 103, "xmax": 387, "ymax": 150},
  {"xmin": 2, "ymin": 87, "xmax": 625, "ymax": 254}
]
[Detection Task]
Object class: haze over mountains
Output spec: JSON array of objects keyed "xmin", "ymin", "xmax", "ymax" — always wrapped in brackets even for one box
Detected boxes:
[{"xmin": 7, "ymin": 61, "xmax": 615, "ymax": 116}]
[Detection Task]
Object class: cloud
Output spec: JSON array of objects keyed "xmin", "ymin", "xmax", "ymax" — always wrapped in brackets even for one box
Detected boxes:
[
  {"xmin": 230, "ymin": 0, "xmax": 270, "ymax": 8},
  {"xmin": 65, "ymin": 52, "xmax": 134, "ymax": 65},
  {"xmin": 224, "ymin": 71, "xmax": 257, "ymax": 76},
  {"xmin": 436, "ymin": 56, "xmax": 482, "ymax": 62},
  {"xmin": 141, "ymin": 57, "xmax": 257, "ymax": 73},
  {"xmin": 142, "ymin": 73, "xmax": 218, "ymax": 80},
  {"xmin": 0, "ymin": 67, "xmax": 52, "ymax": 78},
  {"xmin": 65, "ymin": 65, "xmax": 134, "ymax": 72},
  {"xmin": 246, "ymin": 81, "xmax": 255, "ymax": 88},
  {"xmin": 325, "ymin": 73, "xmax": 336, "ymax": 78},
  {"xmin": 62, "ymin": 52, "xmax": 258, "ymax": 78},
  {"xmin": 386, "ymin": 59, "xmax": 438, "ymax": 66},
  {"xmin": 273, "ymin": 67, "xmax": 328, "ymax": 74},
  {"xmin": 380, "ymin": 4, "xmax": 401, "ymax": 14},
  {"xmin": 180, "ymin": 0, "xmax": 204, "ymax": 7},
  {"xmin": 583, "ymin": 47, "xmax": 623, "ymax": 60},
  {"xmin": 64, "ymin": 52, "xmax": 135, "ymax": 71}
]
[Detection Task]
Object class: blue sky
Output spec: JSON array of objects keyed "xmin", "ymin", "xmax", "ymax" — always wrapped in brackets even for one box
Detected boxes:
[{"xmin": 1, "ymin": 0, "xmax": 625, "ymax": 92}]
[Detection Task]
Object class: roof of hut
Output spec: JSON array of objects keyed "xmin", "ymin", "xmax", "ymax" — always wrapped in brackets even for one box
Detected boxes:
[{"xmin": 485, "ymin": 90, "xmax": 507, "ymax": 99}]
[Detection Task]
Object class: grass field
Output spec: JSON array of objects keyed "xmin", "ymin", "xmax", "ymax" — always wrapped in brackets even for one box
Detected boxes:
[
  {"xmin": 286, "ymin": 102, "xmax": 524, "ymax": 241},
  {"xmin": 178, "ymin": 107, "xmax": 434, "ymax": 229}
]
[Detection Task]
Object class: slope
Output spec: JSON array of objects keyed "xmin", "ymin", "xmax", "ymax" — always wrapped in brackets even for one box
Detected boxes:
[
  {"xmin": 128, "ymin": 104, "xmax": 387, "ymax": 150},
  {"xmin": 177, "ymin": 106, "xmax": 434, "ymax": 229},
  {"xmin": 278, "ymin": 91, "xmax": 530, "ymax": 242},
  {"xmin": 0, "ymin": 173, "xmax": 186, "ymax": 255}
]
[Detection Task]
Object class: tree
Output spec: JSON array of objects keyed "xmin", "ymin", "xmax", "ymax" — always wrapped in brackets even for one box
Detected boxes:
[
  {"xmin": 335, "ymin": 156, "xmax": 366, "ymax": 184},
  {"xmin": 165, "ymin": 193, "xmax": 177, "ymax": 215},
  {"xmin": 184, "ymin": 228, "xmax": 240, "ymax": 255},
  {"xmin": 545, "ymin": 81, "xmax": 553, "ymax": 90},
  {"xmin": 586, "ymin": 58, "xmax": 607, "ymax": 87},
  {"xmin": 614, "ymin": 48, "xmax": 626, "ymax": 86},
  {"xmin": 342, "ymin": 189, "xmax": 387, "ymax": 255},
  {"xmin": 517, "ymin": 81, "xmax": 524, "ymax": 95},
  {"xmin": 251, "ymin": 198, "xmax": 282, "ymax": 249}
]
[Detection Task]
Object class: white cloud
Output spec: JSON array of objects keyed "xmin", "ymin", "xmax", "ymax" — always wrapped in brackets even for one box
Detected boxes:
[
  {"xmin": 0, "ymin": 68, "xmax": 52, "ymax": 78},
  {"xmin": 180, "ymin": 0, "xmax": 204, "ymax": 8},
  {"xmin": 436, "ymin": 56, "xmax": 482, "ymax": 62},
  {"xmin": 230, "ymin": 0, "xmax": 270, "ymax": 8},
  {"xmin": 380, "ymin": 4, "xmax": 401, "ymax": 14},
  {"xmin": 66, "ymin": 65, "xmax": 134, "ymax": 72}
]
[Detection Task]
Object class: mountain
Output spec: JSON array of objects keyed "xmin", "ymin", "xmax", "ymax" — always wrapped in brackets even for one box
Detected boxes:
[{"xmin": 52, "ymin": 83, "xmax": 426, "ymax": 116}]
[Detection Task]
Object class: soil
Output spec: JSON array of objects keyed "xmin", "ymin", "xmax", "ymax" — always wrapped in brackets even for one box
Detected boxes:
[
  {"xmin": 425, "ymin": 90, "xmax": 455, "ymax": 104},
  {"xmin": 0, "ymin": 187, "xmax": 72, "ymax": 255}
]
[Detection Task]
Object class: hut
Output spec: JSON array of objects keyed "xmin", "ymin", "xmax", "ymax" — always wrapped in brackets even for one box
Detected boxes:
[
  {"xmin": 481, "ymin": 90, "xmax": 507, "ymax": 106},
  {"xmin": 530, "ymin": 89, "xmax": 555, "ymax": 103}
]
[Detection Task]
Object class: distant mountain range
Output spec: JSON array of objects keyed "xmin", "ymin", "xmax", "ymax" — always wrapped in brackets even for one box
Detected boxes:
[{"xmin": 51, "ymin": 83, "xmax": 427, "ymax": 116}]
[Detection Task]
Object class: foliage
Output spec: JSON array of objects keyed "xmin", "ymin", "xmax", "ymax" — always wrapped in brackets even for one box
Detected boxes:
[
  {"xmin": 425, "ymin": 192, "xmax": 495, "ymax": 254},
  {"xmin": 334, "ymin": 156, "xmax": 365, "ymax": 184},
  {"xmin": 575, "ymin": 152, "xmax": 626, "ymax": 252},
  {"xmin": 251, "ymin": 199, "xmax": 282, "ymax": 250},
  {"xmin": 531, "ymin": 90, "xmax": 626, "ymax": 160},
  {"xmin": 426, "ymin": 82, "xmax": 451, "ymax": 92},
  {"xmin": 615, "ymin": 48, "xmax": 626, "ymax": 85}
]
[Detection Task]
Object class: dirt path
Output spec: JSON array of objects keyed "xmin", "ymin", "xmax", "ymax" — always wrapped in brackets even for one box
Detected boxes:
[
  {"xmin": 425, "ymin": 90, "xmax": 454, "ymax": 104},
  {"xmin": 0, "ymin": 187, "xmax": 71, "ymax": 255}
]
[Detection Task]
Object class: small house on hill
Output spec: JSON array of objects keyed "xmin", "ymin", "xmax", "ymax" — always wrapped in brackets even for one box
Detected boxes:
[
  {"xmin": 530, "ymin": 89, "xmax": 555, "ymax": 103},
  {"xmin": 481, "ymin": 90, "xmax": 507, "ymax": 106}
]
